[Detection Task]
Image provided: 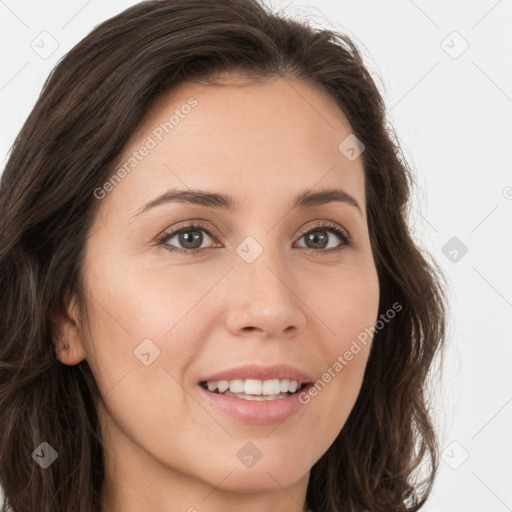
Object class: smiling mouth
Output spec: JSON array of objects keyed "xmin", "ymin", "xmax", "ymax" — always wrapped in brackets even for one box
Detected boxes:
[{"xmin": 199, "ymin": 379, "xmax": 312, "ymax": 401}]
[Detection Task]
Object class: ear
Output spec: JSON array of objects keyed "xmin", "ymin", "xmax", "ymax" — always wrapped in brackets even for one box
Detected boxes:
[{"xmin": 53, "ymin": 295, "xmax": 88, "ymax": 366}]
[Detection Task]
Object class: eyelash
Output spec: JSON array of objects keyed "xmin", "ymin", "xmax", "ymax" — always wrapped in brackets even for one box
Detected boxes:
[{"xmin": 155, "ymin": 220, "xmax": 353, "ymax": 256}]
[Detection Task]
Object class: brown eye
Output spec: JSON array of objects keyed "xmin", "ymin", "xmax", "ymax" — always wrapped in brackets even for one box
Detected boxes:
[
  {"xmin": 303, "ymin": 229, "xmax": 330, "ymax": 249},
  {"xmin": 295, "ymin": 223, "xmax": 352, "ymax": 253},
  {"xmin": 173, "ymin": 229, "xmax": 206, "ymax": 250},
  {"xmin": 157, "ymin": 222, "xmax": 218, "ymax": 254},
  {"xmin": 156, "ymin": 220, "xmax": 352, "ymax": 256}
]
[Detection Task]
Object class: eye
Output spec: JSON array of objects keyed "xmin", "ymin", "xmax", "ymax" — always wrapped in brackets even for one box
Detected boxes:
[
  {"xmin": 156, "ymin": 220, "xmax": 352, "ymax": 255},
  {"xmin": 294, "ymin": 221, "xmax": 352, "ymax": 254},
  {"xmin": 156, "ymin": 221, "xmax": 219, "ymax": 255}
]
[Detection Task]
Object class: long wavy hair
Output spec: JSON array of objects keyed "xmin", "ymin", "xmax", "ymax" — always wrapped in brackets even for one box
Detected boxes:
[{"xmin": 0, "ymin": 1, "xmax": 447, "ymax": 510}]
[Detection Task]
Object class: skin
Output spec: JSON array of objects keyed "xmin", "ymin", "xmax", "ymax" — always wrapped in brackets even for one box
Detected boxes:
[{"xmin": 56, "ymin": 73, "xmax": 380, "ymax": 512}]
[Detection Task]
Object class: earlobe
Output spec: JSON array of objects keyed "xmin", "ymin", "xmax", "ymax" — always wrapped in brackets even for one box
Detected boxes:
[
  {"xmin": 56, "ymin": 335, "xmax": 86, "ymax": 365},
  {"xmin": 53, "ymin": 298, "xmax": 87, "ymax": 366}
]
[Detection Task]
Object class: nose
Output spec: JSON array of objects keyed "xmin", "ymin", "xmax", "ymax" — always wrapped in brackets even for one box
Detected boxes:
[{"xmin": 223, "ymin": 244, "xmax": 307, "ymax": 339}]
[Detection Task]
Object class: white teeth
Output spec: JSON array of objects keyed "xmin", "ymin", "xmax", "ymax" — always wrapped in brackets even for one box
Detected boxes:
[
  {"xmin": 217, "ymin": 380, "xmax": 229, "ymax": 393},
  {"xmin": 263, "ymin": 379, "xmax": 281, "ymax": 395},
  {"xmin": 279, "ymin": 379, "xmax": 290, "ymax": 393},
  {"xmin": 243, "ymin": 379, "xmax": 262, "ymax": 395},
  {"xmin": 230, "ymin": 379, "xmax": 244, "ymax": 393},
  {"xmin": 203, "ymin": 378, "xmax": 303, "ymax": 395}
]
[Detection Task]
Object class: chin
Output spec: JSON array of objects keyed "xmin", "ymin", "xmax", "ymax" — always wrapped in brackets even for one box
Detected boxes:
[{"xmin": 210, "ymin": 469, "xmax": 306, "ymax": 494}]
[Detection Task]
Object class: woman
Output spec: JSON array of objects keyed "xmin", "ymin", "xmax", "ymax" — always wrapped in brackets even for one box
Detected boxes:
[{"xmin": 0, "ymin": 1, "xmax": 447, "ymax": 511}]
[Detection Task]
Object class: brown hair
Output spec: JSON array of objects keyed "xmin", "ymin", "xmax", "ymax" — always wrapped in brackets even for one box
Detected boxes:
[{"xmin": 0, "ymin": 1, "xmax": 447, "ymax": 510}]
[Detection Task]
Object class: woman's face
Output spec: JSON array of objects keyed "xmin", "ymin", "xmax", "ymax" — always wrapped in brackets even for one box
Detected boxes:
[{"xmin": 62, "ymin": 75, "xmax": 380, "ymax": 510}]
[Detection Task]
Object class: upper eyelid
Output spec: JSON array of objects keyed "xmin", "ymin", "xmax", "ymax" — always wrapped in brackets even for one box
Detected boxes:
[{"xmin": 156, "ymin": 221, "xmax": 218, "ymax": 244}]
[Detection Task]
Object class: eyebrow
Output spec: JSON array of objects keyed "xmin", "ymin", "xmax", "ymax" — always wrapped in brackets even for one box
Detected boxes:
[{"xmin": 132, "ymin": 187, "xmax": 363, "ymax": 218}]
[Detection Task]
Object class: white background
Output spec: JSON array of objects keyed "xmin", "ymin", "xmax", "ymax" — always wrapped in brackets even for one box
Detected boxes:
[{"xmin": 1, "ymin": 1, "xmax": 511, "ymax": 511}]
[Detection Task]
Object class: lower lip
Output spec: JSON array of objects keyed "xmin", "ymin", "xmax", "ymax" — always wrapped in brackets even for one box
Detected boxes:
[{"xmin": 198, "ymin": 384, "xmax": 312, "ymax": 425}]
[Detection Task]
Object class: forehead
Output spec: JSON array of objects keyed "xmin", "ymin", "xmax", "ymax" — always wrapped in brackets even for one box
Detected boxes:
[
  {"xmin": 97, "ymin": 75, "xmax": 366, "ymax": 220},
  {"xmin": 139, "ymin": 74, "xmax": 355, "ymax": 147}
]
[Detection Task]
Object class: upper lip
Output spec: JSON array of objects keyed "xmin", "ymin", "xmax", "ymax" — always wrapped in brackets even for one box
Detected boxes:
[{"xmin": 199, "ymin": 364, "xmax": 314, "ymax": 384}]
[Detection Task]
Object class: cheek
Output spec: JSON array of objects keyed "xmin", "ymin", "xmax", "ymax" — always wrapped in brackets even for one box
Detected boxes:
[
  {"xmin": 300, "ymin": 265, "xmax": 379, "ymax": 420},
  {"xmin": 79, "ymin": 261, "xmax": 207, "ymax": 466},
  {"xmin": 311, "ymin": 264, "xmax": 379, "ymax": 355},
  {"xmin": 82, "ymin": 248, "xmax": 214, "ymax": 341},
  {"xmin": 78, "ymin": 257, "xmax": 203, "ymax": 399}
]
